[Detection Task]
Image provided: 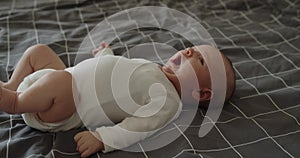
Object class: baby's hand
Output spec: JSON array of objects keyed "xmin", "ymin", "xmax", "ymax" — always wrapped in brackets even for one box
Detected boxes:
[
  {"xmin": 92, "ymin": 41, "xmax": 109, "ymax": 57},
  {"xmin": 74, "ymin": 131, "xmax": 104, "ymax": 158}
]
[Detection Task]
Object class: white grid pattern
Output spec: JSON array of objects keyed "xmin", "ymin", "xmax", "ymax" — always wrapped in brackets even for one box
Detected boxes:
[{"xmin": 0, "ymin": 0, "xmax": 299, "ymax": 158}]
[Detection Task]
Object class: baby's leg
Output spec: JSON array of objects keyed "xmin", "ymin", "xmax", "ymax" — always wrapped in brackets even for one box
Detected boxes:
[
  {"xmin": 0, "ymin": 70, "xmax": 76, "ymax": 123},
  {"xmin": 4, "ymin": 44, "xmax": 66, "ymax": 91}
]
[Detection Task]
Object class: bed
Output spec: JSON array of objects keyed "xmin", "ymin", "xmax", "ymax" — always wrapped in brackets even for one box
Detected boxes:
[{"xmin": 0, "ymin": 0, "xmax": 299, "ymax": 157}]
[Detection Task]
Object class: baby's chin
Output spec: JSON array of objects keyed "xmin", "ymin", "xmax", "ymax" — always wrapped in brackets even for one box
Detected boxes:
[{"xmin": 161, "ymin": 64, "xmax": 175, "ymax": 75}]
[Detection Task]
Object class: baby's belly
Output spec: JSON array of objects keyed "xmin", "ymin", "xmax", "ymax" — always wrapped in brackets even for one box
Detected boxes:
[{"xmin": 68, "ymin": 56, "xmax": 130, "ymax": 128}]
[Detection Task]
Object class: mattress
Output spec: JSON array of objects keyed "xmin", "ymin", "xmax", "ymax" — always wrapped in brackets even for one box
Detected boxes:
[{"xmin": 0, "ymin": 0, "xmax": 299, "ymax": 157}]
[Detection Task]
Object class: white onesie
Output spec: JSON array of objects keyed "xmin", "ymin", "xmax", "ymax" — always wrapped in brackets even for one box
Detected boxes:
[{"xmin": 21, "ymin": 48, "xmax": 182, "ymax": 153}]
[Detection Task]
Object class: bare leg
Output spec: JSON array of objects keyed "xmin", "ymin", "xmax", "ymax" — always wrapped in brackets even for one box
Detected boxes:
[
  {"xmin": 3, "ymin": 44, "xmax": 66, "ymax": 91},
  {"xmin": 0, "ymin": 70, "xmax": 75, "ymax": 123}
]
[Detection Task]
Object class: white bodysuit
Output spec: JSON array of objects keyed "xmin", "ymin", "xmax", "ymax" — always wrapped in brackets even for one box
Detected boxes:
[{"xmin": 20, "ymin": 48, "xmax": 182, "ymax": 153}]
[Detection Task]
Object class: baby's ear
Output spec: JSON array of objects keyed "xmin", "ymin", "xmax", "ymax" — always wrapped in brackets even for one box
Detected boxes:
[{"xmin": 192, "ymin": 88, "xmax": 212, "ymax": 102}]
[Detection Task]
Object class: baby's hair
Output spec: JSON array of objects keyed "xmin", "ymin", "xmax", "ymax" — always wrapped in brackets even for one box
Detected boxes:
[
  {"xmin": 199, "ymin": 53, "xmax": 236, "ymax": 108},
  {"xmin": 222, "ymin": 53, "xmax": 236, "ymax": 102}
]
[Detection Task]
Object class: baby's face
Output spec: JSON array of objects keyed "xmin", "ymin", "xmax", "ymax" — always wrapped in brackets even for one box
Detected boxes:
[
  {"xmin": 162, "ymin": 46, "xmax": 211, "ymax": 91},
  {"xmin": 161, "ymin": 45, "xmax": 235, "ymax": 105},
  {"xmin": 162, "ymin": 45, "xmax": 235, "ymax": 104}
]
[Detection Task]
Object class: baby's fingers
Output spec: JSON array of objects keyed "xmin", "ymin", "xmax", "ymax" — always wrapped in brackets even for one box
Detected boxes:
[
  {"xmin": 74, "ymin": 132, "xmax": 85, "ymax": 151},
  {"xmin": 100, "ymin": 41, "xmax": 109, "ymax": 48},
  {"xmin": 77, "ymin": 142, "xmax": 88, "ymax": 154},
  {"xmin": 81, "ymin": 148, "xmax": 94, "ymax": 158},
  {"xmin": 78, "ymin": 142, "xmax": 94, "ymax": 158},
  {"xmin": 74, "ymin": 132, "xmax": 84, "ymax": 141}
]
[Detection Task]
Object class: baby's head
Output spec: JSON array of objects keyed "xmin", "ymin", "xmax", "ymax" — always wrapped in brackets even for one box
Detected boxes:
[{"xmin": 161, "ymin": 45, "xmax": 235, "ymax": 108}]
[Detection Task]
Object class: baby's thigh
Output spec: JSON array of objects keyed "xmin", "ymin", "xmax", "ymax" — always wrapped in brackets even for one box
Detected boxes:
[
  {"xmin": 25, "ymin": 44, "xmax": 66, "ymax": 70},
  {"xmin": 31, "ymin": 70, "xmax": 76, "ymax": 123}
]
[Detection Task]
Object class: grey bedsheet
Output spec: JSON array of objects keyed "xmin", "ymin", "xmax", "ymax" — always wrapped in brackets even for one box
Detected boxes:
[{"xmin": 0, "ymin": 0, "xmax": 299, "ymax": 157}]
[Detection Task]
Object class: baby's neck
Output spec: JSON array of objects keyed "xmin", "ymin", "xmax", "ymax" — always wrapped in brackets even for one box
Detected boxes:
[{"xmin": 158, "ymin": 65, "xmax": 181, "ymax": 97}]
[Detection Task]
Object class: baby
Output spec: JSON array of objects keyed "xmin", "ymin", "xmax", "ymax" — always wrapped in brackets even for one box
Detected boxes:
[{"xmin": 0, "ymin": 42, "xmax": 235, "ymax": 157}]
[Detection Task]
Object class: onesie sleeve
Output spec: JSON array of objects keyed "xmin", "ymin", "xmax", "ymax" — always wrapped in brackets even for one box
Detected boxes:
[{"xmin": 95, "ymin": 92, "xmax": 182, "ymax": 153}]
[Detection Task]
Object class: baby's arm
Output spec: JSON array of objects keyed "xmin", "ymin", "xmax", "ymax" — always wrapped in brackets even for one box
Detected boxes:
[
  {"xmin": 74, "ymin": 93, "xmax": 181, "ymax": 156},
  {"xmin": 95, "ymin": 93, "xmax": 182, "ymax": 153}
]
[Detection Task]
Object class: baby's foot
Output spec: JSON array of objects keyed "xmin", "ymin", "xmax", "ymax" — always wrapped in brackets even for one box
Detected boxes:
[
  {"xmin": 0, "ymin": 87, "xmax": 18, "ymax": 114},
  {"xmin": 100, "ymin": 41, "xmax": 109, "ymax": 48},
  {"xmin": 92, "ymin": 41, "xmax": 109, "ymax": 57}
]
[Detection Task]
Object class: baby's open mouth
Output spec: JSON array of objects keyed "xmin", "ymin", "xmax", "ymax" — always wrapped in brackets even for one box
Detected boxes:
[{"xmin": 163, "ymin": 52, "xmax": 182, "ymax": 74}]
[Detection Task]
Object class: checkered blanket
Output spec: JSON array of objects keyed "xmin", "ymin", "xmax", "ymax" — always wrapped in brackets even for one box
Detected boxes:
[{"xmin": 0, "ymin": 0, "xmax": 299, "ymax": 157}]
